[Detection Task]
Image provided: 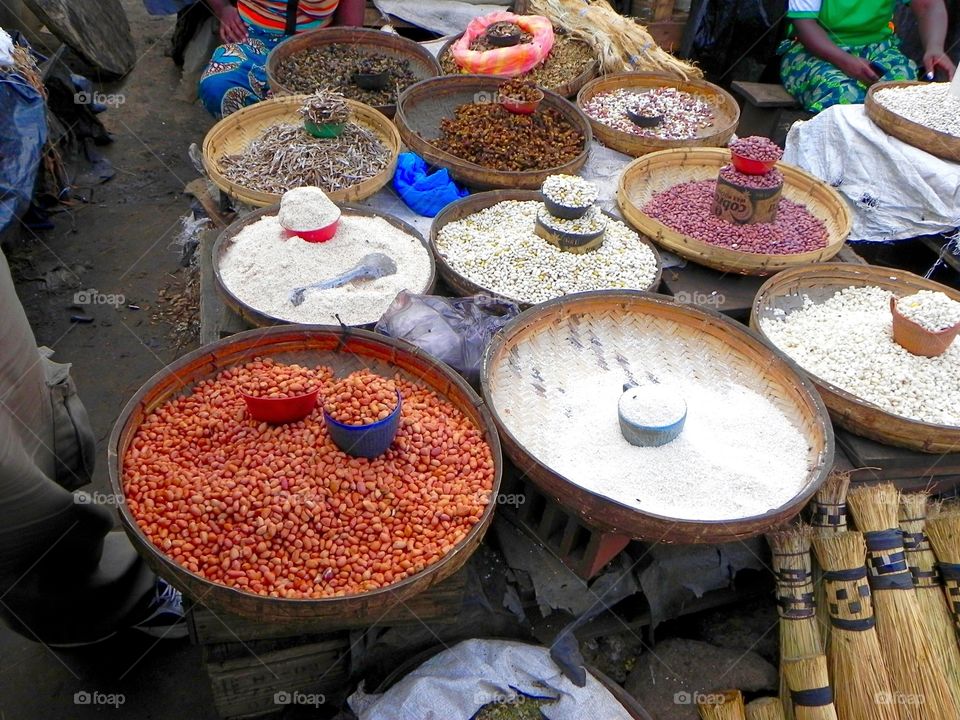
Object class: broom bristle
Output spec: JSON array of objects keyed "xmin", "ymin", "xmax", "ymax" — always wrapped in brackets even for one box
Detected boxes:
[
  {"xmin": 746, "ymin": 697, "xmax": 786, "ymax": 720},
  {"xmin": 810, "ymin": 471, "xmax": 850, "ymax": 651},
  {"xmin": 782, "ymin": 655, "xmax": 839, "ymax": 720},
  {"xmin": 899, "ymin": 493, "xmax": 960, "ymax": 708},
  {"xmin": 847, "ymin": 484, "xmax": 960, "ymax": 720},
  {"xmin": 699, "ymin": 689, "xmax": 746, "ymax": 720},
  {"xmin": 927, "ymin": 512, "xmax": 960, "ymax": 657},
  {"xmin": 811, "ymin": 532, "xmax": 900, "ymax": 720}
]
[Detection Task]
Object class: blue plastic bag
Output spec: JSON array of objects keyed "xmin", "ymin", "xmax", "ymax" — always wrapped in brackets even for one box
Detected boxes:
[
  {"xmin": 391, "ymin": 152, "xmax": 468, "ymax": 218},
  {"xmin": 0, "ymin": 76, "xmax": 47, "ymax": 235},
  {"xmin": 143, "ymin": 0, "xmax": 197, "ymax": 15}
]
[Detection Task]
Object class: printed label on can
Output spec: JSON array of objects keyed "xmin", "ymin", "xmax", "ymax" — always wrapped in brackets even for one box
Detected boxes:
[{"xmin": 711, "ymin": 176, "xmax": 782, "ymax": 225}]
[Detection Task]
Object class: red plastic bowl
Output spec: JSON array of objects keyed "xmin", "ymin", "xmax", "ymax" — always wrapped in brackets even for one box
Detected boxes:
[
  {"xmin": 501, "ymin": 89, "xmax": 544, "ymax": 115},
  {"xmin": 730, "ymin": 152, "xmax": 777, "ymax": 176},
  {"xmin": 241, "ymin": 388, "xmax": 320, "ymax": 424},
  {"xmin": 285, "ymin": 217, "xmax": 340, "ymax": 243}
]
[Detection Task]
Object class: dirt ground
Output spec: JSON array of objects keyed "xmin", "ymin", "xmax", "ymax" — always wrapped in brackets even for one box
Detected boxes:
[{"xmin": 0, "ymin": 2, "xmax": 221, "ymax": 718}]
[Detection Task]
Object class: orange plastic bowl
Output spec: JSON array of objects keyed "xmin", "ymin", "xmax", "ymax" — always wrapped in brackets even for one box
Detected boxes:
[
  {"xmin": 241, "ymin": 388, "xmax": 320, "ymax": 424},
  {"xmin": 286, "ymin": 217, "xmax": 340, "ymax": 243},
  {"xmin": 501, "ymin": 88, "xmax": 544, "ymax": 115},
  {"xmin": 730, "ymin": 152, "xmax": 777, "ymax": 176}
]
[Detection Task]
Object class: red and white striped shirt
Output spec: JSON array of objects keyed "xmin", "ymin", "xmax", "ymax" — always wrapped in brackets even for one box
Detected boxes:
[{"xmin": 238, "ymin": 0, "xmax": 339, "ymax": 33}]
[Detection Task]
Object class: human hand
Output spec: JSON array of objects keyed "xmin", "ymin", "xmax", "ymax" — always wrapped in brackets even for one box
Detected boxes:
[
  {"xmin": 839, "ymin": 54, "xmax": 880, "ymax": 85},
  {"xmin": 218, "ymin": 6, "xmax": 247, "ymax": 44},
  {"xmin": 923, "ymin": 50, "xmax": 956, "ymax": 80}
]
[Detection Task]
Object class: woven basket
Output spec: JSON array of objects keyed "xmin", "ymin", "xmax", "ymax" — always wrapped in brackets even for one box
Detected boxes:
[
  {"xmin": 213, "ymin": 204, "xmax": 436, "ymax": 328},
  {"xmin": 395, "ymin": 75, "xmax": 592, "ymax": 190},
  {"xmin": 617, "ymin": 147, "xmax": 852, "ymax": 276},
  {"xmin": 576, "ymin": 72, "xmax": 739, "ymax": 157},
  {"xmin": 751, "ymin": 263, "xmax": 960, "ymax": 453},
  {"xmin": 436, "ymin": 33, "xmax": 600, "ymax": 99},
  {"xmin": 482, "ymin": 290, "xmax": 834, "ymax": 542},
  {"xmin": 202, "ymin": 95, "xmax": 400, "ymax": 208},
  {"xmin": 265, "ymin": 27, "xmax": 441, "ymax": 117},
  {"xmin": 430, "ymin": 189, "xmax": 662, "ymax": 308},
  {"xmin": 108, "ymin": 325, "xmax": 502, "ymax": 622},
  {"xmin": 866, "ymin": 81, "xmax": 960, "ymax": 163}
]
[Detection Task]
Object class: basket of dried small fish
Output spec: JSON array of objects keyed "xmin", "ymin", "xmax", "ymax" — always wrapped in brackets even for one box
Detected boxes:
[{"xmin": 202, "ymin": 92, "xmax": 401, "ymax": 207}]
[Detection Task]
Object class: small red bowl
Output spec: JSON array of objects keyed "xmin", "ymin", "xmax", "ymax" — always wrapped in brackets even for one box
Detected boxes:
[
  {"xmin": 284, "ymin": 216, "xmax": 340, "ymax": 243},
  {"xmin": 730, "ymin": 152, "xmax": 777, "ymax": 175},
  {"xmin": 241, "ymin": 388, "xmax": 319, "ymax": 424},
  {"xmin": 501, "ymin": 89, "xmax": 544, "ymax": 115}
]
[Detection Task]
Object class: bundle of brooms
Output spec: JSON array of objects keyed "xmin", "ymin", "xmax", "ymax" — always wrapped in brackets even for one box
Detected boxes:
[
  {"xmin": 926, "ymin": 510, "xmax": 960, "ymax": 647},
  {"xmin": 767, "ymin": 526, "xmax": 822, "ymax": 720},
  {"xmin": 745, "ymin": 697, "xmax": 786, "ymax": 720},
  {"xmin": 525, "ymin": 0, "xmax": 702, "ymax": 79},
  {"xmin": 847, "ymin": 483, "xmax": 959, "ymax": 719},
  {"xmin": 811, "ymin": 531, "xmax": 899, "ymax": 720},
  {"xmin": 783, "ymin": 655, "xmax": 839, "ymax": 720},
  {"xmin": 808, "ymin": 471, "xmax": 851, "ymax": 649},
  {"xmin": 699, "ymin": 689, "xmax": 746, "ymax": 720},
  {"xmin": 898, "ymin": 492, "xmax": 960, "ymax": 708}
]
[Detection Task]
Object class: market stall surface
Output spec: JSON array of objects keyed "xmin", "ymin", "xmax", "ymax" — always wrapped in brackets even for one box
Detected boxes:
[{"xmin": 1, "ymin": 2, "xmax": 216, "ymax": 718}]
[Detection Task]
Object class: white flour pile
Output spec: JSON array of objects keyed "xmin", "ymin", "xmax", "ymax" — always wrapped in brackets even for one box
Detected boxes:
[
  {"xmin": 278, "ymin": 186, "xmax": 341, "ymax": 231},
  {"xmin": 219, "ymin": 214, "xmax": 431, "ymax": 325},
  {"xmin": 491, "ymin": 329, "xmax": 811, "ymax": 522},
  {"xmin": 619, "ymin": 384, "xmax": 685, "ymax": 426}
]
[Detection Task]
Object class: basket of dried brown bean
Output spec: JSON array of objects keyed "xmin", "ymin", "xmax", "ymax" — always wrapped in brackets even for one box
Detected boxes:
[
  {"xmin": 108, "ymin": 325, "xmax": 501, "ymax": 622},
  {"xmin": 577, "ymin": 72, "xmax": 740, "ymax": 158},
  {"xmin": 395, "ymin": 75, "xmax": 592, "ymax": 190},
  {"xmin": 617, "ymin": 147, "xmax": 852, "ymax": 276}
]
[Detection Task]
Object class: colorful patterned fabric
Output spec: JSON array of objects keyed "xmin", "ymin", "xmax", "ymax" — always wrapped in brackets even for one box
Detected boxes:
[
  {"xmin": 787, "ymin": 0, "xmax": 900, "ymax": 46},
  {"xmin": 238, "ymin": 0, "xmax": 338, "ymax": 32},
  {"xmin": 199, "ymin": 23, "xmax": 281, "ymax": 118},
  {"xmin": 450, "ymin": 11, "xmax": 554, "ymax": 77},
  {"xmin": 780, "ymin": 35, "xmax": 917, "ymax": 112}
]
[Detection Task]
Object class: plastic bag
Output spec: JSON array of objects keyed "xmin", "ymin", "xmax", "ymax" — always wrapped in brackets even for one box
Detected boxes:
[
  {"xmin": 375, "ymin": 292, "xmax": 519, "ymax": 385},
  {"xmin": 0, "ymin": 73, "xmax": 47, "ymax": 235},
  {"xmin": 450, "ymin": 11, "xmax": 554, "ymax": 76}
]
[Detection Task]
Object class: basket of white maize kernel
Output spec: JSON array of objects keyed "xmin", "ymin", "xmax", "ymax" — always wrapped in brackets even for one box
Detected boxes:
[
  {"xmin": 430, "ymin": 189, "xmax": 661, "ymax": 307},
  {"xmin": 866, "ymin": 81, "xmax": 960, "ymax": 163},
  {"xmin": 751, "ymin": 263, "xmax": 960, "ymax": 453}
]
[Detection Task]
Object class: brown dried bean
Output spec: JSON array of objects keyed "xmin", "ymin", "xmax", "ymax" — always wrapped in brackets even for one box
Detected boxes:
[{"xmin": 729, "ymin": 135, "xmax": 783, "ymax": 163}]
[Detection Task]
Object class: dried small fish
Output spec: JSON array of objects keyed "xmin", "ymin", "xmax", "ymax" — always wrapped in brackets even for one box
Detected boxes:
[
  {"xmin": 219, "ymin": 123, "xmax": 390, "ymax": 195},
  {"xmin": 300, "ymin": 90, "xmax": 350, "ymax": 126}
]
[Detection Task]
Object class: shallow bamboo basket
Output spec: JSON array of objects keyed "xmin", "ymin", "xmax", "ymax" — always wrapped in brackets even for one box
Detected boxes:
[
  {"xmin": 107, "ymin": 325, "xmax": 502, "ymax": 622},
  {"xmin": 202, "ymin": 94, "xmax": 400, "ymax": 208},
  {"xmin": 394, "ymin": 74, "xmax": 592, "ymax": 190},
  {"xmin": 577, "ymin": 72, "xmax": 739, "ymax": 157},
  {"xmin": 617, "ymin": 148, "xmax": 852, "ymax": 276},
  {"xmin": 436, "ymin": 33, "xmax": 599, "ymax": 99},
  {"xmin": 866, "ymin": 81, "xmax": 960, "ymax": 163},
  {"xmin": 481, "ymin": 290, "xmax": 834, "ymax": 543},
  {"xmin": 265, "ymin": 27, "xmax": 441, "ymax": 117},
  {"xmin": 213, "ymin": 204, "xmax": 436, "ymax": 328},
  {"xmin": 430, "ymin": 189, "xmax": 662, "ymax": 308},
  {"xmin": 751, "ymin": 263, "xmax": 960, "ymax": 453}
]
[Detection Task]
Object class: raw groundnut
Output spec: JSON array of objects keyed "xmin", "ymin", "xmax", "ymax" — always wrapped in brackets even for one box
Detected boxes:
[
  {"xmin": 323, "ymin": 372, "xmax": 399, "ymax": 425},
  {"xmin": 237, "ymin": 357, "xmax": 328, "ymax": 398},
  {"xmin": 642, "ymin": 179, "xmax": 829, "ymax": 255},
  {"xmin": 122, "ymin": 359, "xmax": 495, "ymax": 599},
  {"xmin": 729, "ymin": 135, "xmax": 783, "ymax": 163}
]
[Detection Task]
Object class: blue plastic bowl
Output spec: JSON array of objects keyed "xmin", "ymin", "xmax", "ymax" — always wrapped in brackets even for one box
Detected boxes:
[{"xmin": 324, "ymin": 391, "xmax": 402, "ymax": 458}]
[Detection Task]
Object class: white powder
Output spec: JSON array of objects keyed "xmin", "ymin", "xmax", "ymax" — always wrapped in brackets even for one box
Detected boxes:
[
  {"xmin": 619, "ymin": 384, "xmax": 685, "ymax": 427},
  {"xmin": 278, "ymin": 186, "xmax": 341, "ymax": 231},
  {"xmin": 219, "ymin": 214, "xmax": 432, "ymax": 325},
  {"xmin": 490, "ymin": 325, "xmax": 812, "ymax": 522}
]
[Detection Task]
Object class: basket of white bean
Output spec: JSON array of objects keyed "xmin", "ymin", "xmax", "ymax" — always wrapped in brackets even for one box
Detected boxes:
[
  {"xmin": 866, "ymin": 81, "xmax": 960, "ymax": 163},
  {"xmin": 751, "ymin": 263, "xmax": 960, "ymax": 453}
]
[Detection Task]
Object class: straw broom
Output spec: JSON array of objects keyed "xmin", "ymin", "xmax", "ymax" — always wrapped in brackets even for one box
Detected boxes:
[
  {"xmin": 745, "ymin": 697, "xmax": 786, "ymax": 720},
  {"xmin": 898, "ymin": 493, "xmax": 960, "ymax": 708},
  {"xmin": 809, "ymin": 470, "xmax": 851, "ymax": 649},
  {"xmin": 846, "ymin": 483, "xmax": 959, "ymax": 720},
  {"xmin": 811, "ymin": 532, "xmax": 899, "ymax": 720},
  {"xmin": 699, "ymin": 689, "xmax": 746, "ymax": 720},
  {"xmin": 767, "ymin": 526, "xmax": 822, "ymax": 720},
  {"xmin": 925, "ymin": 511, "xmax": 960, "ymax": 643},
  {"xmin": 526, "ymin": 0, "xmax": 703, "ymax": 79},
  {"xmin": 783, "ymin": 655, "xmax": 840, "ymax": 720}
]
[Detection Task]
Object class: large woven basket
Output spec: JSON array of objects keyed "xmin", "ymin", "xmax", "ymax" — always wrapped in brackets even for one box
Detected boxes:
[
  {"xmin": 577, "ymin": 72, "xmax": 739, "ymax": 157},
  {"xmin": 617, "ymin": 147, "xmax": 852, "ymax": 276},
  {"xmin": 108, "ymin": 325, "xmax": 502, "ymax": 622},
  {"xmin": 202, "ymin": 95, "xmax": 400, "ymax": 208},
  {"xmin": 482, "ymin": 290, "xmax": 834, "ymax": 543},
  {"xmin": 866, "ymin": 81, "xmax": 960, "ymax": 163},
  {"xmin": 213, "ymin": 204, "xmax": 436, "ymax": 328},
  {"xmin": 436, "ymin": 33, "xmax": 600, "ymax": 99},
  {"xmin": 751, "ymin": 263, "xmax": 960, "ymax": 453},
  {"xmin": 265, "ymin": 27, "xmax": 441, "ymax": 117},
  {"xmin": 394, "ymin": 75, "xmax": 592, "ymax": 190},
  {"xmin": 430, "ymin": 189, "xmax": 662, "ymax": 308}
]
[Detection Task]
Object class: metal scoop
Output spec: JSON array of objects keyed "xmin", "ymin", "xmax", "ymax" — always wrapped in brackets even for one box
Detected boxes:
[{"xmin": 289, "ymin": 253, "xmax": 397, "ymax": 307}]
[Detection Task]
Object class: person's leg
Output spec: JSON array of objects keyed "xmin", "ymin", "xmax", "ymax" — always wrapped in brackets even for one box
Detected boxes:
[
  {"xmin": 863, "ymin": 36, "xmax": 919, "ymax": 81},
  {"xmin": 198, "ymin": 27, "xmax": 279, "ymax": 118},
  {"xmin": 781, "ymin": 41, "xmax": 869, "ymax": 112}
]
